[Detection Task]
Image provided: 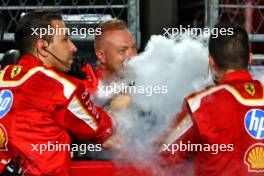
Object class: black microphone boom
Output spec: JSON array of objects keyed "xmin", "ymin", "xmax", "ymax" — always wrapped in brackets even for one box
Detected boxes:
[{"xmin": 44, "ymin": 48, "xmax": 71, "ymax": 67}]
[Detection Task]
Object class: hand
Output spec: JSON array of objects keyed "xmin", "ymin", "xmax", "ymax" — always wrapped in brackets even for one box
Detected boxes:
[
  {"xmin": 102, "ymin": 134, "xmax": 122, "ymax": 149},
  {"xmin": 102, "ymin": 134, "xmax": 128, "ymax": 159},
  {"xmin": 109, "ymin": 94, "xmax": 132, "ymax": 112}
]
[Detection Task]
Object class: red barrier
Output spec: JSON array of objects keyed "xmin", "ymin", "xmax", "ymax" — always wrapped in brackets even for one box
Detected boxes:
[{"xmin": 70, "ymin": 161, "xmax": 153, "ymax": 176}]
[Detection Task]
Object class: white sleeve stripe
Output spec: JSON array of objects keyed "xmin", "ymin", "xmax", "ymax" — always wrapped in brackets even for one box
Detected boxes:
[
  {"xmin": 41, "ymin": 69, "xmax": 76, "ymax": 99},
  {"xmin": 163, "ymin": 115, "xmax": 193, "ymax": 146},
  {"xmin": 68, "ymin": 96, "xmax": 98, "ymax": 131},
  {"xmin": 0, "ymin": 66, "xmax": 76, "ymax": 99}
]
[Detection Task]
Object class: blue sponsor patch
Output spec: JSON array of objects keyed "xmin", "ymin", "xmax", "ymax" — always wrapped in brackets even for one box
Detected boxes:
[
  {"xmin": 244, "ymin": 109, "xmax": 264, "ymax": 140},
  {"xmin": 0, "ymin": 90, "xmax": 13, "ymax": 119}
]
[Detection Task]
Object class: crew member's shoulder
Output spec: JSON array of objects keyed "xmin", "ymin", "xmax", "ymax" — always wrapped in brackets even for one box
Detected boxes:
[
  {"xmin": 36, "ymin": 67, "xmax": 80, "ymax": 99},
  {"xmin": 185, "ymin": 84, "xmax": 232, "ymax": 112},
  {"xmin": 1, "ymin": 64, "xmax": 29, "ymax": 81},
  {"xmin": 186, "ymin": 82, "xmax": 264, "ymax": 113},
  {"xmin": 0, "ymin": 65, "xmax": 79, "ymax": 99},
  {"xmin": 185, "ymin": 84, "xmax": 220, "ymax": 101}
]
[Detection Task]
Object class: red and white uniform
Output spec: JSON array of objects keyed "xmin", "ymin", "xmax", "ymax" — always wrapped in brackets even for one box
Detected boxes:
[
  {"xmin": 0, "ymin": 55, "xmax": 112, "ymax": 175},
  {"xmin": 161, "ymin": 71, "xmax": 264, "ymax": 176}
]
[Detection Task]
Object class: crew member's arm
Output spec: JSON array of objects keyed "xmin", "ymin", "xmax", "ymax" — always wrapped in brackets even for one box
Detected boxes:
[
  {"xmin": 55, "ymin": 83, "xmax": 112, "ymax": 143},
  {"xmin": 159, "ymin": 100, "xmax": 199, "ymax": 165}
]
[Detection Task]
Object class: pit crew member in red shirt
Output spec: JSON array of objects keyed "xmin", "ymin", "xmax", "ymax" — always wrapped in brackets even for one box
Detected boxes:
[
  {"xmin": 0, "ymin": 10, "xmax": 112, "ymax": 175},
  {"xmin": 160, "ymin": 24, "xmax": 264, "ymax": 176}
]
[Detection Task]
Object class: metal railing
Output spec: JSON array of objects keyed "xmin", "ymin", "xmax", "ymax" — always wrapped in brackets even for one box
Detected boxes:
[
  {"xmin": 0, "ymin": 0, "xmax": 140, "ymax": 47},
  {"xmin": 205, "ymin": 0, "xmax": 264, "ymax": 62}
]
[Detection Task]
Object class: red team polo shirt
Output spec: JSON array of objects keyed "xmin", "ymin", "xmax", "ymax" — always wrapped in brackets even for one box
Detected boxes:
[
  {"xmin": 161, "ymin": 71, "xmax": 264, "ymax": 176},
  {"xmin": 0, "ymin": 54, "xmax": 112, "ymax": 175}
]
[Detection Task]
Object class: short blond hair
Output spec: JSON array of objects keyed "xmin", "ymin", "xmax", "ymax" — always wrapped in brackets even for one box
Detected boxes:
[{"xmin": 94, "ymin": 18, "xmax": 128, "ymax": 49}]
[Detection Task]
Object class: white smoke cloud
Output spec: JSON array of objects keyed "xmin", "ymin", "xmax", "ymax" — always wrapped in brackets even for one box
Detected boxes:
[
  {"xmin": 111, "ymin": 35, "xmax": 210, "ymax": 175},
  {"xmin": 80, "ymin": 32, "xmax": 264, "ymax": 176},
  {"xmin": 251, "ymin": 65, "xmax": 264, "ymax": 83},
  {"xmin": 98, "ymin": 34, "xmax": 264, "ymax": 175}
]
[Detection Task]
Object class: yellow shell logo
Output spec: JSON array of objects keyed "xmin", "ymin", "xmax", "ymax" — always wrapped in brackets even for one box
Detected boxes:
[
  {"xmin": 0, "ymin": 124, "xmax": 8, "ymax": 151},
  {"xmin": 244, "ymin": 143, "xmax": 264, "ymax": 172},
  {"xmin": 244, "ymin": 83, "xmax": 255, "ymax": 96}
]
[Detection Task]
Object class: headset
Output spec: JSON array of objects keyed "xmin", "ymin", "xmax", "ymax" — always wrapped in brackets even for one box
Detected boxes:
[{"xmin": 42, "ymin": 43, "xmax": 71, "ymax": 68}]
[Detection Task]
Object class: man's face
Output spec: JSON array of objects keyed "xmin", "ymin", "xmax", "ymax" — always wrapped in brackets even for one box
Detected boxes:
[
  {"xmin": 98, "ymin": 29, "xmax": 137, "ymax": 73},
  {"xmin": 46, "ymin": 20, "xmax": 77, "ymax": 72}
]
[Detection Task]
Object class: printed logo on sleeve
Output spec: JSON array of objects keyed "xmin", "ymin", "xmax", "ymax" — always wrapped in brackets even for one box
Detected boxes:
[
  {"xmin": 244, "ymin": 143, "xmax": 264, "ymax": 172},
  {"xmin": 0, "ymin": 90, "xmax": 13, "ymax": 119},
  {"xmin": 244, "ymin": 109, "xmax": 264, "ymax": 140},
  {"xmin": 244, "ymin": 83, "xmax": 255, "ymax": 96},
  {"xmin": 11, "ymin": 66, "xmax": 22, "ymax": 79}
]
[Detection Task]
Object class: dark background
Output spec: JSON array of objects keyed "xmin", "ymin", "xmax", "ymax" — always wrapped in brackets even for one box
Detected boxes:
[
  {"xmin": 0, "ymin": 0, "xmax": 263, "ymax": 65},
  {"xmin": 0, "ymin": 0, "xmax": 203, "ymax": 59}
]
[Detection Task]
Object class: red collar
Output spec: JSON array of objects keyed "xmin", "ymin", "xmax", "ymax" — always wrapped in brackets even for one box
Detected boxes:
[
  {"xmin": 18, "ymin": 54, "xmax": 43, "ymax": 67},
  {"xmin": 220, "ymin": 70, "xmax": 253, "ymax": 84}
]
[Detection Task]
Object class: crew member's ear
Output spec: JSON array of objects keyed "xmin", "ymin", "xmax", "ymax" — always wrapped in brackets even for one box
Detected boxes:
[
  {"xmin": 35, "ymin": 39, "xmax": 49, "ymax": 57},
  {"xmin": 209, "ymin": 54, "xmax": 217, "ymax": 70},
  {"xmin": 95, "ymin": 49, "xmax": 106, "ymax": 64},
  {"xmin": 249, "ymin": 52, "xmax": 253, "ymax": 66}
]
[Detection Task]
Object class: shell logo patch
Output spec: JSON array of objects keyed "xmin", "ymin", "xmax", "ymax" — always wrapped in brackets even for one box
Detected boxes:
[
  {"xmin": 0, "ymin": 124, "xmax": 8, "ymax": 151},
  {"xmin": 11, "ymin": 66, "xmax": 22, "ymax": 79},
  {"xmin": 244, "ymin": 143, "xmax": 264, "ymax": 172},
  {"xmin": 244, "ymin": 83, "xmax": 255, "ymax": 96}
]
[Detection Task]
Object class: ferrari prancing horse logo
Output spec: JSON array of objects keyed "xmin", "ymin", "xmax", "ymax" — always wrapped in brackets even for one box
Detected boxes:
[
  {"xmin": 11, "ymin": 66, "xmax": 22, "ymax": 79},
  {"xmin": 244, "ymin": 83, "xmax": 255, "ymax": 96}
]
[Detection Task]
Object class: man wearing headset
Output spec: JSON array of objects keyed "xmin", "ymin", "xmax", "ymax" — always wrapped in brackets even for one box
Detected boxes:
[{"xmin": 0, "ymin": 11, "xmax": 112, "ymax": 175}]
